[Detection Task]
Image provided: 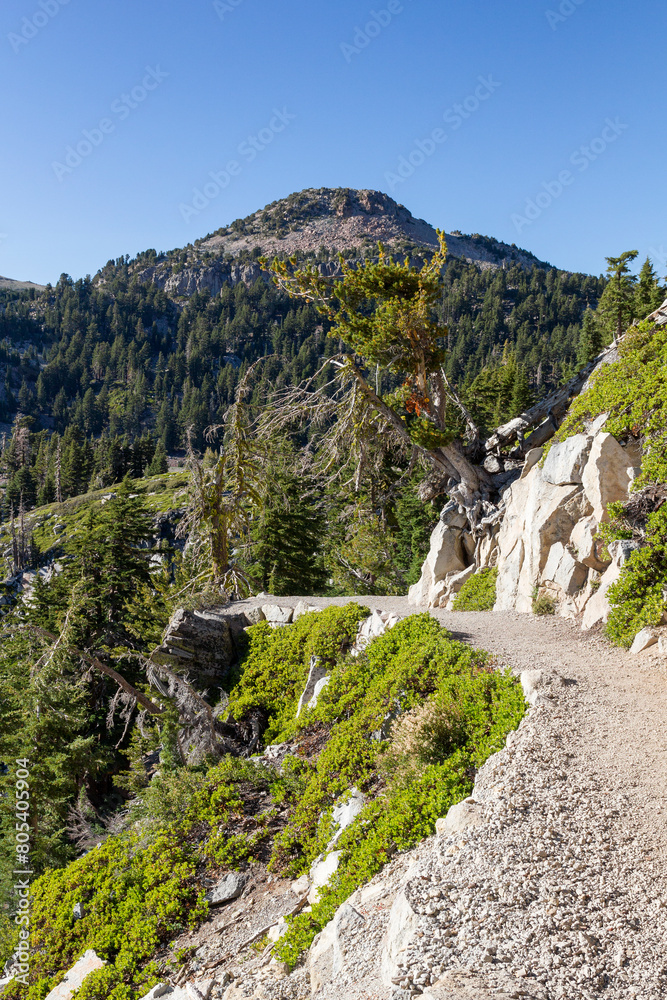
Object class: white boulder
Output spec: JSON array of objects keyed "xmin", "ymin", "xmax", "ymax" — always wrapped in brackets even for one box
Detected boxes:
[
  {"xmin": 570, "ymin": 514, "xmax": 609, "ymax": 571},
  {"xmin": 296, "ymin": 657, "xmax": 328, "ymax": 717},
  {"xmin": 435, "ymin": 797, "xmax": 485, "ymax": 835},
  {"xmin": 380, "ymin": 890, "xmax": 419, "ymax": 986},
  {"xmin": 629, "ymin": 627, "xmax": 659, "ymax": 654},
  {"xmin": 581, "ymin": 432, "xmax": 633, "ymax": 522},
  {"xmin": 45, "ymin": 951, "xmax": 105, "ymax": 1000},
  {"xmin": 309, "ymin": 902, "xmax": 365, "ymax": 992},
  {"xmin": 261, "ymin": 604, "xmax": 293, "ymax": 624},
  {"xmin": 308, "ymin": 850, "xmax": 342, "ymax": 905},
  {"xmin": 542, "ymin": 434, "xmax": 591, "ymax": 485},
  {"xmin": 307, "ymin": 675, "xmax": 330, "ymax": 711},
  {"xmin": 494, "ymin": 462, "xmax": 585, "ymax": 614},
  {"xmin": 581, "ymin": 539, "xmax": 641, "ymax": 631},
  {"xmin": 329, "ymin": 788, "xmax": 365, "ymax": 846},
  {"xmin": 541, "ymin": 542, "xmax": 588, "ymax": 596},
  {"xmin": 408, "ymin": 503, "xmax": 468, "ymax": 607},
  {"xmin": 292, "ymin": 601, "xmax": 321, "ymax": 621}
]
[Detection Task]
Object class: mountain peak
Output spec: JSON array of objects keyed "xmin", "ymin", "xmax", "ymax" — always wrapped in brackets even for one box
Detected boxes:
[{"xmin": 196, "ymin": 187, "xmax": 548, "ymax": 271}]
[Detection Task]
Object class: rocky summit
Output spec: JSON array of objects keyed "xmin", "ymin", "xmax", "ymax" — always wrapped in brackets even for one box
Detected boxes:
[{"xmin": 130, "ymin": 188, "xmax": 549, "ymax": 300}]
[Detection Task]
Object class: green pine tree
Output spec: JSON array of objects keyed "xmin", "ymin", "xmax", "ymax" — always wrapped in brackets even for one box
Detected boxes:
[
  {"xmin": 250, "ymin": 470, "xmax": 328, "ymax": 596},
  {"xmin": 598, "ymin": 250, "xmax": 639, "ymax": 341},
  {"xmin": 576, "ymin": 308, "xmax": 603, "ymax": 367},
  {"xmin": 146, "ymin": 439, "xmax": 169, "ymax": 475},
  {"xmin": 634, "ymin": 257, "xmax": 665, "ymax": 320}
]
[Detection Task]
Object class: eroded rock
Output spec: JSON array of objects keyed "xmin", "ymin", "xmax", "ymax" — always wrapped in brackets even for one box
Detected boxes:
[
  {"xmin": 581, "ymin": 432, "xmax": 633, "ymax": 522},
  {"xmin": 542, "ymin": 434, "xmax": 591, "ymax": 485},
  {"xmin": 435, "ymin": 797, "xmax": 485, "ymax": 836},
  {"xmin": 408, "ymin": 502, "xmax": 468, "ymax": 607}
]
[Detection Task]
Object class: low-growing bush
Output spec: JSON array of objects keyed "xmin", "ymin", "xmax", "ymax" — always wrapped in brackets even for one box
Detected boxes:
[
  {"xmin": 13, "ymin": 608, "xmax": 526, "ymax": 994},
  {"xmin": 272, "ymin": 616, "xmax": 526, "ymax": 964},
  {"xmin": 452, "ymin": 568, "xmax": 498, "ymax": 611},
  {"xmin": 532, "ymin": 592, "xmax": 556, "ymax": 616},
  {"xmin": 606, "ymin": 505, "xmax": 667, "ymax": 647},
  {"xmin": 226, "ymin": 604, "xmax": 369, "ymax": 743}
]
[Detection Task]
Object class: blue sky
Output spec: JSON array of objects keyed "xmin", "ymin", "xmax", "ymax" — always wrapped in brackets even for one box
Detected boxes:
[{"xmin": 1, "ymin": 0, "xmax": 665, "ymax": 284}]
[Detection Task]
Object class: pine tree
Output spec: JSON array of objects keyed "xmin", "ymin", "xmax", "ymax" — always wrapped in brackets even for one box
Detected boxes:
[
  {"xmin": 63, "ymin": 478, "xmax": 155, "ymax": 647},
  {"xmin": 634, "ymin": 257, "xmax": 665, "ymax": 319},
  {"xmin": 510, "ymin": 363, "xmax": 533, "ymax": 417},
  {"xmin": 598, "ymin": 250, "xmax": 639, "ymax": 341},
  {"xmin": 576, "ymin": 308, "xmax": 603, "ymax": 366},
  {"xmin": 251, "ymin": 496, "xmax": 327, "ymax": 596},
  {"xmin": 146, "ymin": 439, "xmax": 169, "ymax": 475}
]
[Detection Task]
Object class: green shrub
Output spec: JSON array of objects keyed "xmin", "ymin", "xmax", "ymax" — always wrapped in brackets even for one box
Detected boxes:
[
  {"xmin": 3, "ymin": 831, "xmax": 207, "ymax": 1000},
  {"xmin": 554, "ymin": 318, "xmax": 666, "ymax": 487},
  {"xmin": 532, "ymin": 592, "xmax": 556, "ymax": 616},
  {"xmin": 452, "ymin": 568, "xmax": 498, "ymax": 611},
  {"xmin": 275, "ymin": 660, "xmax": 525, "ymax": 965},
  {"xmin": 226, "ymin": 604, "xmax": 369, "ymax": 743},
  {"xmin": 12, "ymin": 608, "xmax": 526, "ymax": 993},
  {"xmin": 272, "ymin": 616, "xmax": 526, "ymax": 965},
  {"xmin": 606, "ymin": 505, "xmax": 667, "ymax": 647}
]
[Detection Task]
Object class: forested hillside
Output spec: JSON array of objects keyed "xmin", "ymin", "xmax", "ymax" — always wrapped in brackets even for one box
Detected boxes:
[{"xmin": 0, "ymin": 253, "xmax": 605, "ymax": 502}]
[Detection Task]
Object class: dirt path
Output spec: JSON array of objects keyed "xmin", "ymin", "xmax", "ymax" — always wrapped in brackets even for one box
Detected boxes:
[{"xmin": 225, "ymin": 597, "xmax": 667, "ymax": 998}]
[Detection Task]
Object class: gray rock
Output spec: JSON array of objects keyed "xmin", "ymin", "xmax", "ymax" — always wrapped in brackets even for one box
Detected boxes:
[
  {"xmin": 408, "ymin": 502, "xmax": 468, "ymax": 607},
  {"xmin": 520, "ymin": 447, "xmax": 544, "ymax": 479},
  {"xmin": 309, "ymin": 902, "xmax": 366, "ymax": 992},
  {"xmin": 206, "ymin": 872, "xmax": 249, "ymax": 905},
  {"xmin": 607, "ymin": 538, "xmax": 641, "ymax": 566},
  {"xmin": 541, "ymin": 542, "xmax": 588, "ymax": 596},
  {"xmin": 542, "ymin": 434, "xmax": 591, "ymax": 485},
  {"xmin": 152, "ymin": 609, "xmax": 235, "ymax": 683},
  {"xmin": 581, "ymin": 432, "xmax": 633, "ymax": 522},
  {"xmin": 435, "ymin": 797, "xmax": 485, "ymax": 835},
  {"xmin": 261, "ymin": 604, "xmax": 293, "ymax": 624},
  {"xmin": 244, "ymin": 606, "xmax": 266, "ymax": 625},
  {"xmin": 292, "ymin": 600, "xmax": 321, "ymax": 621}
]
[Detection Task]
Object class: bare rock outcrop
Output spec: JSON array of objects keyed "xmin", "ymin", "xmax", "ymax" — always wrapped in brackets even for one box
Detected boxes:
[
  {"xmin": 411, "ymin": 426, "xmax": 639, "ymax": 629},
  {"xmin": 45, "ymin": 951, "xmax": 105, "ymax": 1000},
  {"xmin": 492, "ymin": 430, "xmax": 636, "ymax": 624},
  {"xmin": 152, "ymin": 608, "xmax": 235, "ymax": 685},
  {"xmin": 407, "ymin": 502, "xmax": 469, "ymax": 608}
]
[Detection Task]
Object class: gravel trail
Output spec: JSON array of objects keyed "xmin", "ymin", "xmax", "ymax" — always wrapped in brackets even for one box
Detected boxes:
[{"xmin": 224, "ymin": 598, "xmax": 667, "ymax": 999}]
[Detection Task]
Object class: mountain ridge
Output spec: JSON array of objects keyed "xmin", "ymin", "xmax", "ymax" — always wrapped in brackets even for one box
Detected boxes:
[{"xmin": 122, "ymin": 187, "xmax": 557, "ymax": 301}]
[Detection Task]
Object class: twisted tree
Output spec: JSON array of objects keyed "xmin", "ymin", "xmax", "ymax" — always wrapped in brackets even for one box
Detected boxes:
[{"xmin": 263, "ymin": 237, "xmax": 616, "ymax": 546}]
